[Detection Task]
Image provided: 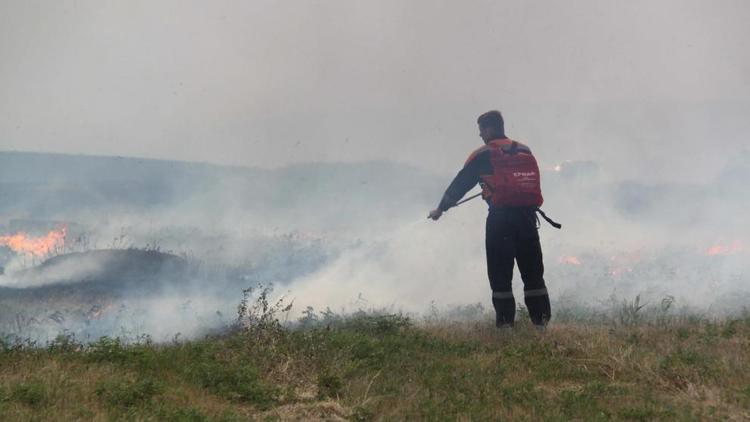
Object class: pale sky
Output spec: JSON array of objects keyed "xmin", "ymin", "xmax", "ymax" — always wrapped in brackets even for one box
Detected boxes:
[{"xmin": 1, "ymin": 0, "xmax": 748, "ymax": 177}]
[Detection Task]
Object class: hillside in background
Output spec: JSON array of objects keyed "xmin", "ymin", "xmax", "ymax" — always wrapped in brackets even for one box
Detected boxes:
[{"xmin": 0, "ymin": 151, "xmax": 440, "ymax": 232}]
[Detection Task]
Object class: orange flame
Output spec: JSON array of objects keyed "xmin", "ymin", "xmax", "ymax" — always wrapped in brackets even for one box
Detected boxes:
[
  {"xmin": 0, "ymin": 226, "xmax": 66, "ymax": 257},
  {"xmin": 559, "ymin": 255, "xmax": 581, "ymax": 265},
  {"xmin": 706, "ymin": 240, "xmax": 746, "ymax": 256}
]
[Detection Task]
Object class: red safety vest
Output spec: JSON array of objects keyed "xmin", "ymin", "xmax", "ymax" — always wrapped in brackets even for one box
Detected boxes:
[{"xmin": 466, "ymin": 138, "xmax": 544, "ymax": 207}]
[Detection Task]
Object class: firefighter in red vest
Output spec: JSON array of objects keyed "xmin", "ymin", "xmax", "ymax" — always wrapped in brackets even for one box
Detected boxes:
[{"xmin": 429, "ymin": 110, "xmax": 553, "ymax": 328}]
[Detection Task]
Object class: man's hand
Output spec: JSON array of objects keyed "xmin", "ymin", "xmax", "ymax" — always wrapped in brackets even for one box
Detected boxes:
[{"xmin": 428, "ymin": 208, "xmax": 443, "ymax": 221}]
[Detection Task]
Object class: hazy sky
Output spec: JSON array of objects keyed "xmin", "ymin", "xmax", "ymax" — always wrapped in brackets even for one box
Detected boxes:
[{"xmin": 1, "ymin": 0, "xmax": 748, "ymax": 177}]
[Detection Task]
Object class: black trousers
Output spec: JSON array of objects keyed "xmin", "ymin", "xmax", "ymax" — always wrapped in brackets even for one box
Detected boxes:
[{"xmin": 485, "ymin": 207, "xmax": 551, "ymax": 326}]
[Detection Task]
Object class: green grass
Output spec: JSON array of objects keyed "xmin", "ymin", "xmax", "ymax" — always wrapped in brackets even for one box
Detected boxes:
[{"xmin": 1, "ymin": 302, "xmax": 750, "ymax": 420}]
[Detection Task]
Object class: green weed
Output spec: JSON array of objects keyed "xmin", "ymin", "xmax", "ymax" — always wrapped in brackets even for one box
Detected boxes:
[
  {"xmin": 316, "ymin": 372, "xmax": 343, "ymax": 399},
  {"xmin": 10, "ymin": 381, "xmax": 47, "ymax": 406},
  {"xmin": 186, "ymin": 357, "xmax": 277, "ymax": 408},
  {"xmin": 95, "ymin": 378, "xmax": 162, "ymax": 407}
]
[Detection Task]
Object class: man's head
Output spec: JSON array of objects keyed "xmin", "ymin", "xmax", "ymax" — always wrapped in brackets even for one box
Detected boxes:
[{"xmin": 477, "ymin": 110, "xmax": 505, "ymax": 143}]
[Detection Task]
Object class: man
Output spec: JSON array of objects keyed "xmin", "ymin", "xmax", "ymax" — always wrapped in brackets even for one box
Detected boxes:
[{"xmin": 428, "ymin": 110, "xmax": 552, "ymax": 328}]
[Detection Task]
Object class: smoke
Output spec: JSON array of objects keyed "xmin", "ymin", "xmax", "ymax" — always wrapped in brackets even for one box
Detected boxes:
[
  {"xmin": 2, "ymin": 1, "xmax": 749, "ymax": 173},
  {"xmin": 1, "ymin": 1, "xmax": 749, "ymax": 342},
  {"xmin": 286, "ymin": 216, "xmax": 487, "ymax": 314},
  {"xmin": 1, "ymin": 151, "xmax": 749, "ymax": 343}
]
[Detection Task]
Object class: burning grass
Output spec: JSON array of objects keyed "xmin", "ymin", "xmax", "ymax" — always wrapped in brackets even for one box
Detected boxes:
[
  {"xmin": 0, "ymin": 226, "xmax": 67, "ymax": 258},
  {"xmin": 1, "ymin": 290, "xmax": 749, "ymax": 421}
]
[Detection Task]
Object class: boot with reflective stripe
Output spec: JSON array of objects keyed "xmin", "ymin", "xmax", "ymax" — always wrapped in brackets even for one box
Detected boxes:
[
  {"xmin": 523, "ymin": 287, "xmax": 551, "ymax": 327},
  {"xmin": 492, "ymin": 291, "xmax": 515, "ymax": 327}
]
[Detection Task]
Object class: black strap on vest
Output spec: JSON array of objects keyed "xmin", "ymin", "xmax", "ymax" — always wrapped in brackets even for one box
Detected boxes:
[
  {"xmin": 501, "ymin": 141, "xmax": 519, "ymax": 155},
  {"xmin": 536, "ymin": 208, "xmax": 562, "ymax": 229}
]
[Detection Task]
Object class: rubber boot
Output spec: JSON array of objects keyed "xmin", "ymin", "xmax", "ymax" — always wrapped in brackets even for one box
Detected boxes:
[
  {"xmin": 493, "ymin": 296, "xmax": 516, "ymax": 328},
  {"xmin": 524, "ymin": 292, "xmax": 551, "ymax": 327}
]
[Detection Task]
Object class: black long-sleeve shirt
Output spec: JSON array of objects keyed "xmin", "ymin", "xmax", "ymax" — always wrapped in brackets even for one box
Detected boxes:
[{"xmin": 437, "ymin": 149, "xmax": 493, "ymax": 212}]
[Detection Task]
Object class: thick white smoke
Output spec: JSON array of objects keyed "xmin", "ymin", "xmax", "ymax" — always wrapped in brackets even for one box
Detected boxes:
[{"xmin": 1, "ymin": 1, "xmax": 748, "ymax": 342}]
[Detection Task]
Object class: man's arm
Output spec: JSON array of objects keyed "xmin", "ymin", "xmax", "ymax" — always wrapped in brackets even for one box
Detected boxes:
[{"xmin": 428, "ymin": 151, "xmax": 488, "ymax": 220}]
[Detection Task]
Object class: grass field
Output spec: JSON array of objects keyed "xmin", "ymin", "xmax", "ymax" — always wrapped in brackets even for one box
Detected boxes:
[{"xmin": 1, "ymin": 293, "xmax": 749, "ymax": 421}]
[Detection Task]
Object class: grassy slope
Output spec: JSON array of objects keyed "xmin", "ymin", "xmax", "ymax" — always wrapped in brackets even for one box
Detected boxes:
[{"xmin": 1, "ymin": 313, "xmax": 749, "ymax": 421}]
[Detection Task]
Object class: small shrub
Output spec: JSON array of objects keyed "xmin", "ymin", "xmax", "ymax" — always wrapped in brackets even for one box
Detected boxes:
[
  {"xmin": 320, "ymin": 307, "xmax": 345, "ymax": 327},
  {"xmin": 656, "ymin": 295, "xmax": 676, "ymax": 326},
  {"xmin": 298, "ymin": 306, "xmax": 319, "ymax": 328},
  {"xmin": 699, "ymin": 323, "xmax": 720, "ymax": 344},
  {"xmin": 316, "ymin": 373, "xmax": 343, "ymax": 399},
  {"xmin": 659, "ymin": 349, "xmax": 718, "ymax": 381},
  {"xmin": 87, "ymin": 336, "xmax": 130, "ymax": 363},
  {"xmin": 187, "ymin": 359, "xmax": 277, "ymax": 408},
  {"xmin": 235, "ymin": 284, "xmax": 292, "ymax": 351},
  {"xmin": 619, "ymin": 295, "xmax": 647, "ymax": 326},
  {"xmin": 47, "ymin": 332, "xmax": 82, "ymax": 353},
  {"xmin": 721, "ymin": 319, "xmax": 739, "ymax": 338},
  {"xmin": 676, "ymin": 327, "xmax": 691, "ymax": 339},
  {"xmin": 11, "ymin": 381, "xmax": 47, "ymax": 406},
  {"xmin": 0, "ymin": 336, "xmax": 9, "ymax": 353},
  {"xmin": 95, "ymin": 378, "xmax": 162, "ymax": 407},
  {"xmin": 626, "ymin": 331, "xmax": 642, "ymax": 345},
  {"xmin": 352, "ymin": 406, "xmax": 375, "ymax": 421},
  {"xmin": 236, "ymin": 284, "xmax": 292, "ymax": 332},
  {"xmin": 339, "ymin": 313, "xmax": 411, "ymax": 334}
]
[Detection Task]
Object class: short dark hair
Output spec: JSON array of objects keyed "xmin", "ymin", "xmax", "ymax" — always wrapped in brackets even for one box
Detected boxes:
[{"xmin": 477, "ymin": 110, "xmax": 504, "ymax": 133}]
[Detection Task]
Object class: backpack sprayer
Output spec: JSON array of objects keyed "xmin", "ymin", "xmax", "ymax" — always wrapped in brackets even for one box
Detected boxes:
[{"xmin": 433, "ymin": 139, "xmax": 562, "ymax": 228}]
